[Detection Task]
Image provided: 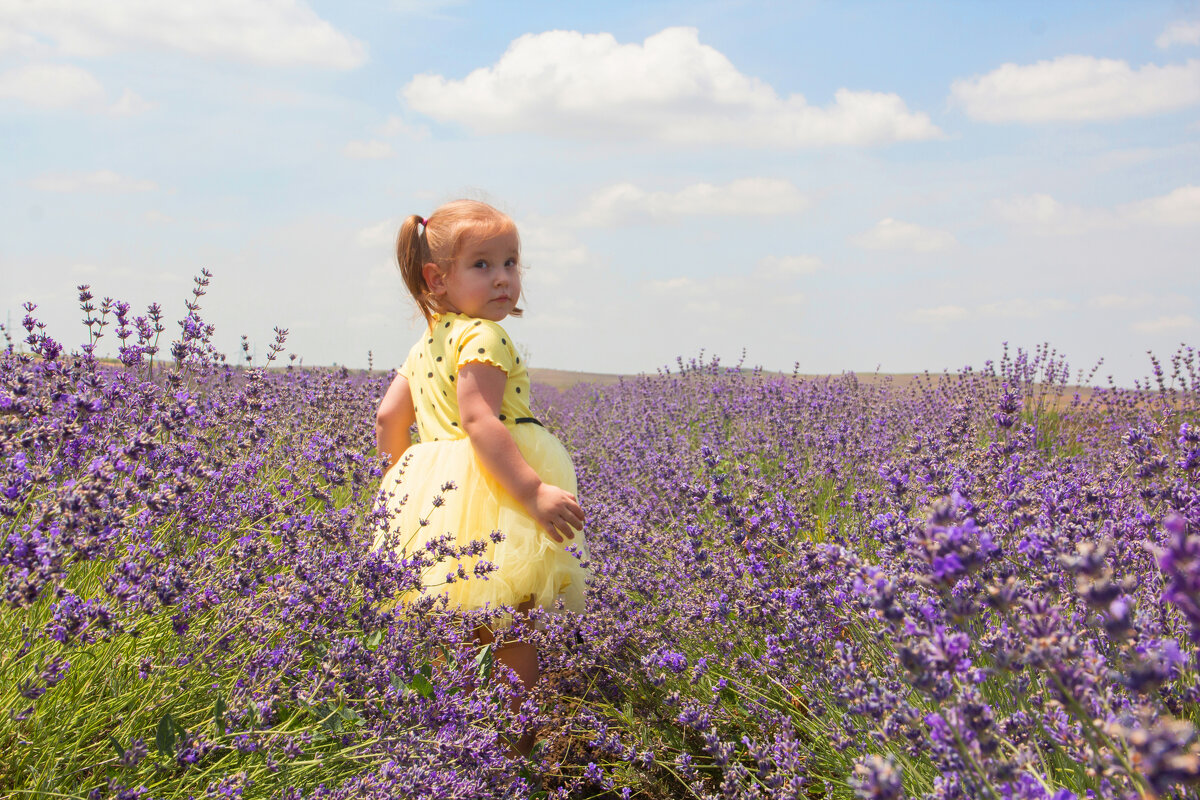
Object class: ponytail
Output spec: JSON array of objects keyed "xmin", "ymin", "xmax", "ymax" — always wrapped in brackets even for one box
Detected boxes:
[{"xmin": 396, "ymin": 214, "xmax": 436, "ymax": 326}]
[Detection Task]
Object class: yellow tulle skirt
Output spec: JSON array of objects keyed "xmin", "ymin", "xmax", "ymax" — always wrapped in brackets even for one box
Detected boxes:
[{"xmin": 373, "ymin": 425, "xmax": 590, "ymax": 614}]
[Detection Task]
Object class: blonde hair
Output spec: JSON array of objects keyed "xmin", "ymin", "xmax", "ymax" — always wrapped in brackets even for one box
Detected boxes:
[{"xmin": 396, "ymin": 199, "xmax": 523, "ymax": 326}]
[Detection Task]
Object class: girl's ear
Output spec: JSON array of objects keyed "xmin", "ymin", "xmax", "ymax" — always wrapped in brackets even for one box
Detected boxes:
[{"xmin": 422, "ymin": 262, "xmax": 446, "ymax": 296}]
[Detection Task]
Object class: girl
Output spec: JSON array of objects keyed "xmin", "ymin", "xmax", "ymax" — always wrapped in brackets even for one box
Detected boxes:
[{"xmin": 373, "ymin": 199, "xmax": 589, "ymax": 752}]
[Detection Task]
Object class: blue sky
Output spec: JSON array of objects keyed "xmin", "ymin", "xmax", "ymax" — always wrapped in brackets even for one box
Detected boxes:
[{"xmin": 2, "ymin": 1, "xmax": 1198, "ymax": 384}]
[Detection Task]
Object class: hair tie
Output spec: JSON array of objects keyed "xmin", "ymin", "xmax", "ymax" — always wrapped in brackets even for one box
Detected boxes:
[{"xmin": 416, "ymin": 216, "xmax": 427, "ymax": 228}]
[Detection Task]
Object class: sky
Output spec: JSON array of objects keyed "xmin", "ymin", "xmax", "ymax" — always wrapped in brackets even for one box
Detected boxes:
[{"xmin": 2, "ymin": 0, "xmax": 1199, "ymax": 385}]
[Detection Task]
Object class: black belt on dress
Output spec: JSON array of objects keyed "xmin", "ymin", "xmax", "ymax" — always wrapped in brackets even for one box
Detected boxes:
[{"xmin": 514, "ymin": 417, "xmax": 543, "ymax": 427}]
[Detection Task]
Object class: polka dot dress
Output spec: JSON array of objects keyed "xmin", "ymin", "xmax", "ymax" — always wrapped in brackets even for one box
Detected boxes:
[{"xmin": 373, "ymin": 311, "xmax": 589, "ymax": 616}]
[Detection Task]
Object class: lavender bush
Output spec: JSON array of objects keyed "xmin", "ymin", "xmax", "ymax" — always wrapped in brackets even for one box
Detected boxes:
[{"xmin": 3, "ymin": 279, "xmax": 1199, "ymax": 799}]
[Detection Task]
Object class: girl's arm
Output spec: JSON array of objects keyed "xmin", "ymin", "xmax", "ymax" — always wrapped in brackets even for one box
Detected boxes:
[
  {"xmin": 376, "ymin": 372, "xmax": 416, "ymax": 469},
  {"xmin": 458, "ymin": 362, "xmax": 585, "ymax": 543}
]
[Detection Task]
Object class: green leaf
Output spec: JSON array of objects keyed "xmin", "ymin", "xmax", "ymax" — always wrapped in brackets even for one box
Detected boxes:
[
  {"xmin": 474, "ymin": 643, "xmax": 494, "ymax": 686},
  {"xmin": 366, "ymin": 630, "xmax": 384, "ymax": 650},
  {"xmin": 530, "ymin": 738, "xmax": 548, "ymax": 761},
  {"xmin": 213, "ymin": 696, "xmax": 227, "ymax": 736},
  {"xmin": 408, "ymin": 672, "xmax": 435, "ymax": 700},
  {"xmin": 313, "ymin": 702, "xmax": 340, "ymax": 734},
  {"xmin": 155, "ymin": 713, "xmax": 177, "ymax": 757},
  {"xmin": 109, "ymin": 735, "xmax": 126, "ymax": 761},
  {"xmin": 336, "ymin": 705, "xmax": 364, "ymax": 726},
  {"xmin": 418, "ymin": 662, "xmax": 433, "ymax": 681}
]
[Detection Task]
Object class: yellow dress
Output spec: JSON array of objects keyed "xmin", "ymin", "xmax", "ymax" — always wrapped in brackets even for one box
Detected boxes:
[{"xmin": 373, "ymin": 311, "xmax": 590, "ymax": 614}]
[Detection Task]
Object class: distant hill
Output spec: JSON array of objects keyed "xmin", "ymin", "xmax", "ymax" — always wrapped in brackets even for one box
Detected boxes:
[
  {"xmin": 527, "ymin": 367, "xmax": 929, "ymax": 390},
  {"xmin": 528, "ymin": 367, "xmax": 624, "ymax": 389},
  {"xmin": 528, "ymin": 368, "xmax": 1100, "ymax": 405}
]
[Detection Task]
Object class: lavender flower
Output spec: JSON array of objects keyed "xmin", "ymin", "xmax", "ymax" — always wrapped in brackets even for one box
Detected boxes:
[{"xmin": 850, "ymin": 754, "xmax": 904, "ymax": 799}]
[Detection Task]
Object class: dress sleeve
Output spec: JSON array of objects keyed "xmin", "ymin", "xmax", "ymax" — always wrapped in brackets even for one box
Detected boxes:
[{"xmin": 455, "ymin": 319, "xmax": 515, "ymax": 374}]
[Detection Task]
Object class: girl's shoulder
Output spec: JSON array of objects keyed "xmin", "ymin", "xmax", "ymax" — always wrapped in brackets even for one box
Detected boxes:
[
  {"xmin": 438, "ymin": 313, "xmax": 513, "ymax": 340},
  {"xmin": 440, "ymin": 314, "xmax": 518, "ymax": 374}
]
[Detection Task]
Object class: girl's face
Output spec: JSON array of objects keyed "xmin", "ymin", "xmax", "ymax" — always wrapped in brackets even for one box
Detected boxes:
[{"xmin": 426, "ymin": 229, "xmax": 522, "ymax": 322}]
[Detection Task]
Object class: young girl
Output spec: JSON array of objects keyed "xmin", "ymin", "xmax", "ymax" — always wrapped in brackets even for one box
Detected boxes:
[{"xmin": 372, "ymin": 199, "xmax": 589, "ymax": 749}]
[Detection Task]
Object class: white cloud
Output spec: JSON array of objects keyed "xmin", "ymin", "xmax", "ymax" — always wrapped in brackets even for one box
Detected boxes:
[
  {"xmin": 645, "ymin": 276, "xmax": 724, "ymax": 315},
  {"xmin": 0, "ymin": 24, "xmax": 45, "ymax": 56},
  {"xmin": 30, "ymin": 170, "xmax": 158, "ymax": 193},
  {"xmin": 979, "ymin": 298, "xmax": 1072, "ymax": 318},
  {"xmin": 0, "ymin": 63, "xmax": 106, "ymax": 109},
  {"xmin": 344, "ymin": 140, "xmax": 394, "ymax": 159},
  {"xmin": 769, "ymin": 292, "xmax": 806, "ymax": 306},
  {"xmin": 0, "ymin": 0, "xmax": 366, "ymax": 68},
  {"xmin": 576, "ymin": 178, "xmax": 809, "ymax": 226},
  {"xmin": 1132, "ymin": 315, "xmax": 1197, "ymax": 333},
  {"xmin": 996, "ymin": 185, "xmax": 1200, "ymax": 232},
  {"xmin": 648, "ymin": 277, "xmax": 703, "ymax": 294},
  {"xmin": 852, "ymin": 218, "xmax": 957, "ymax": 253},
  {"xmin": 950, "ymin": 55, "xmax": 1200, "ymax": 122},
  {"xmin": 520, "ymin": 224, "xmax": 593, "ymax": 286},
  {"xmin": 1089, "ymin": 294, "xmax": 1154, "ymax": 310},
  {"xmin": 993, "ymin": 193, "xmax": 1109, "ymax": 234},
  {"xmin": 756, "ymin": 254, "xmax": 822, "ymax": 277},
  {"xmin": 909, "ymin": 299, "xmax": 1072, "ymax": 324},
  {"xmin": 0, "ymin": 64, "xmax": 152, "ymax": 116},
  {"xmin": 375, "ymin": 114, "xmax": 430, "ymax": 140},
  {"xmin": 356, "ymin": 219, "xmax": 397, "ymax": 248},
  {"xmin": 1122, "ymin": 185, "xmax": 1200, "ymax": 226},
  {"xmin": 908, "ymin": 305, "xmax": 969, "ymax": 323},
  {"xmin": 643, "ymin": 258, "xmax": 809, "ymax": 316},
  {"xmin": 402, "ymin": 27, "xmax": 941, "ymax": 147},
  {"xmin": 1157, "ymin": 20, "xmax": 1200, "ymax": 49},
  {"xmin": 993, "ymin": 193, "xmax": 1066, "ymax": 224},
  {"xmin": 109, "ymin": 87, "xmax": 154, "ymax": 116}
]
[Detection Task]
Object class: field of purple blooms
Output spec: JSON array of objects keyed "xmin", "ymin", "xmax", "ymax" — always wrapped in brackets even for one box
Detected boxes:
[{"xmin": 4, "ymin": 277, "xmax": 1200, "ymax": 799}]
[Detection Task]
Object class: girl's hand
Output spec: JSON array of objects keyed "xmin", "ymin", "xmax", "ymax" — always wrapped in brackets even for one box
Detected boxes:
[
  {"xmin": 458, "ymin": 361, "xmax": 585, "ymax": 542},
  {"xmin": 530, "ymin": 483, "xmax": 585, "ymax": 543}
]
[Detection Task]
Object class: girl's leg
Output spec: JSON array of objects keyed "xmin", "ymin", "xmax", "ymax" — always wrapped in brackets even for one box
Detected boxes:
[
  {"xmin": 476, "ymin": 598, "xmax": 539, "ymax": 757},
  {"xmin": 495, "ymin": 641, "xmax": 538, "ymax": 756}
]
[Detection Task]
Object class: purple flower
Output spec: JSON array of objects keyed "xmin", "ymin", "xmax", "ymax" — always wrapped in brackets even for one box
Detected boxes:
[
  {"xmin": 850, "ymin": 754, "xmax": 904, "ymax": 799},
  {"xmin": 1159, "ymin": 513, "xmax": 1200, "ymax": 644}
]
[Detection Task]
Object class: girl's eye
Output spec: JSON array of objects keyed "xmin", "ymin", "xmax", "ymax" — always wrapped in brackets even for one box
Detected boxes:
[
  {"xmin": 473, "ymin": 260, "xmax": 488, "ymax": 269},
  {"xmin": 505, "ymin": 258, "xmax": 518, "ymax": 268}
]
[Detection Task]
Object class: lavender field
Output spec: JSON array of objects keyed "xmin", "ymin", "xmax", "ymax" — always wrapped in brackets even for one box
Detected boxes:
[{"xmin": 4, "ymin": 280, "xmax": 1200, "ymax": 800}]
